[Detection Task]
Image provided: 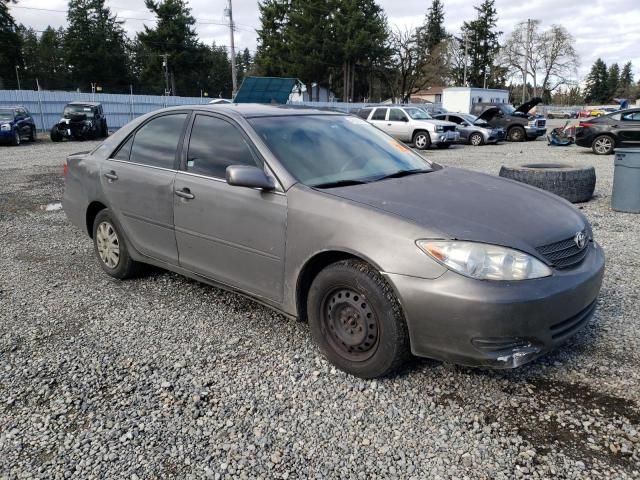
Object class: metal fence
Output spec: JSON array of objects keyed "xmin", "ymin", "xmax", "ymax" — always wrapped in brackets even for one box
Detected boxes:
[{"xmin": 0, "ymin": 90, "xmax": 210, "ymax": 132}]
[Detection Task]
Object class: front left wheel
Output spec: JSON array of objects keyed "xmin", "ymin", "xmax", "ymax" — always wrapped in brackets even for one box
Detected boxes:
[
  {"xmin": 307, "ymin": 260, "xmax": 410, "ymax": 378},
  {"xmin": 92, "ymin": 209, "xmax": 139, "ymax": 279}
]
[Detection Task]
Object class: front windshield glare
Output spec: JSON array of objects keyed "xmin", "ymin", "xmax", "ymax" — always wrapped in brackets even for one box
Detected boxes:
[
  {"xmin": 405, "ymin": 108, "xmax": 432, "ymax": 120},
  {"xmin": 249, "ymin": 115, "xmax": 432, "ymax": 187}
]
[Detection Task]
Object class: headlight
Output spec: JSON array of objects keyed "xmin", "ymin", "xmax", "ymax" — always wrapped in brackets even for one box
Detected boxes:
[
  {"xmin": 1, "ymin": 124, "xmax": 10, "ymax": 131},
  {"xmin": 435, "ymin": 125, "xmax": 444, "ymax": 132},
  {"xmin": 417, "ymin": 240, "xmax": 552, "ymax": 281}
]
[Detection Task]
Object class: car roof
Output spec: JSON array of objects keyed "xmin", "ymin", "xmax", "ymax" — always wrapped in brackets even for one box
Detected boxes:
[
  {"xmin": 160, "ymin": 103, "xmax": 346, "ymax": 119},
  {"xmin": 67, "ymin": 101, "xmax": 101, "ymax": 107}
]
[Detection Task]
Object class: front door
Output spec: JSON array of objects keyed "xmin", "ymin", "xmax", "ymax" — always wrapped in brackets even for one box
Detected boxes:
[
  {"xmin": 100, "ymin": 112, "xmax": 189, "ymax": 265},
  {"xmin": 387, "ymin": 108, "xmax": 411, "ymax": 141},
  {"xmin": 173, "ymin": 113, "xmax": 287, "ymax": 303}
]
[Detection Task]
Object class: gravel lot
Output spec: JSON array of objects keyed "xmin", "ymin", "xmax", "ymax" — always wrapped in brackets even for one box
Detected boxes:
[{"xmin": 1, "ymin": 123, "xmax": 639, "ymax": 479}]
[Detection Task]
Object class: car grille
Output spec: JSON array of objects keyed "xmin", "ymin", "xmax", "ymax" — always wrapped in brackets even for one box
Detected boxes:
[
  {"xmin": 442, "ymin": 125, "xmax": 456, "ymax": 132},
  {"xmin": 550, "ymin": 300, "xmax": 597, "ymax": 341},
  {"xmin": 536, "ymin": 119, "xmax": 546, "ymax": 128},
  {"xmin": 536, "ymin": 231, "xmax": 590, "ymax": 269}
]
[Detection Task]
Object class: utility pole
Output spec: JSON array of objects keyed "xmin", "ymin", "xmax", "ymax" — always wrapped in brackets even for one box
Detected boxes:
[
  {"xmin": 226, "ymin": 0, "xmax": 238, "ymax": 96},
  {"xmin": 15, "ymin": 66, "xmax": 21, "ymax": 90},
  {"xmin": 463, "ymin": 33, "xmax": 468, "ymax": 87},
  {"xmin": 522, "ymin": 19, "xmax": 531, "ymax": 104},
  {"xmin": 161, "ymin": 53, "xmax": 170, "ymax": 96}
]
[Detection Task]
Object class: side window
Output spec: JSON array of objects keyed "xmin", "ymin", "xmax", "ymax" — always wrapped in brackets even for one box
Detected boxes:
[
  {"xmin": 622, "ymin": 111, "xmax": 640, "ymax": 121},
  {"xmin": 389, "ymin": 109, "xmax": 408, "ymax": 122},
  {"xmin": 186, "ymin": 115, "xmax": 260, "ymax": 179},
  {"xmin": 356, "ymin": 108, "xmax": 372, "ymax": 119},
  {"xmin": 371, "ymin": 108, "xmax": 387, "ymax": 121},
  {"xmin": 112, "ymin": 135, "xmax": 134, "ymax": 161},
  {"xmin": 448, "ymin": 115, "xmax": 463, "ymax": 124},
  {"xmin": 129, "ymin": 114, "xmax": 188, "ymax": 169}
]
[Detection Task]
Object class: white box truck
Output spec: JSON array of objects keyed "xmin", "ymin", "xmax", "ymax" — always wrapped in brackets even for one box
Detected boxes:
[{"xmin": 442, "ymin": 87, "xmax": 509, "ymax": 114}]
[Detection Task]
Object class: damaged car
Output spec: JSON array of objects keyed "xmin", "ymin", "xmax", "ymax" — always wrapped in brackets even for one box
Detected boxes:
[
  {"xmin": 432, "ymin": 112, "xmax": 506, "ymax": 146},
  {"xmin": 51, "ymin": 101, "xmax": 108, "ymax": 142},
  {"xmin": 471, "ymin": 97, "xmax": 547, "ymax": 142},
  {"xmin": 63, "ymin": 104, "xmax": 604, "ymax": 378}
]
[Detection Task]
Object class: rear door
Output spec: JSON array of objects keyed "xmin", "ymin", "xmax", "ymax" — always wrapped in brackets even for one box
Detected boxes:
[
  {"xmin": 100, "ymin": 112, "xmax": 189, "ymax": 265},
  {"xmin": 368, "ymin": 107, "xmax": 389, "ymax": 133},
  {"xmin": 619, "ymin": 111, "xmax": 640, "ymax": 144},
  {"xmin": 173, "ymin": 113, "xmax": 287, "ymax": 302}
]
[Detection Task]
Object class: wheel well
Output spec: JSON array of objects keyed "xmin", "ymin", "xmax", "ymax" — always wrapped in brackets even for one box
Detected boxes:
[
  {"xmin": 86, "ymin": 201, "xmax": 107, "ymax": 238},
  {"xmin": 412, "ymin": 129, "xmax": 428, "ymax": 139},
  {"xmin": 296, "ymin": 251, "xmax": 364, "ymax": 321}
]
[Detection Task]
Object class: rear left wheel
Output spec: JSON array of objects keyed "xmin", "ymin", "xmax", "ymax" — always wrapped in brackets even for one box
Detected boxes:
[
  {"xmin": 307, "ymin": 260, "xmax": 410, "ymax": 378},
  {"xmin": 591, "ymin": 134, "xmax": 614, "ymax": 155},
  {"xmin": 92, "ymin": 209, "xmax": 139, "ymax": 279}
]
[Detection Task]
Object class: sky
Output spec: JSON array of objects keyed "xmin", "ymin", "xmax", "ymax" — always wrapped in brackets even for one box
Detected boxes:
[{"xmin": 9, "ymin": 0, "xmax": 640, "ymax": 81}]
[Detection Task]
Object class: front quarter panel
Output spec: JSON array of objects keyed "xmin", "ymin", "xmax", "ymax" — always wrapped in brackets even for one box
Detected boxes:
[{"xmin": 283, "ymin": 184, "xmax": 448, "ymax": 315}]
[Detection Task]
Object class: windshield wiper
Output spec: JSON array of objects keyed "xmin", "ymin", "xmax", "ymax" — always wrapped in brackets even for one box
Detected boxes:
[
  {"xmin": 312, "ymin": 179, "xmax": 369, "ymax": 189},
  {"xmin": 374, "ymin": 168, "xmax": 431, "ymax": 182}
]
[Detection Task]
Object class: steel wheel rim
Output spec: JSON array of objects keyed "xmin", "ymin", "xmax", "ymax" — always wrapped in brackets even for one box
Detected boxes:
[
  {"xmin": 321, "ymin": 287, "xmax": 379, "ymax": 362},
  {"xmin": 471, "ymin": 134, "xmax": 482, "ymax": 146},
  {"xmin": 415, "ymin": 134, "xmax": 427, "ymax": 149},
  {"xmin": 96, "ymin": 221, "xmax": 120, "ymax": 268},
  {"xmin": 594, "ymin": 137, "xmax": 612, "ymax": 154}
]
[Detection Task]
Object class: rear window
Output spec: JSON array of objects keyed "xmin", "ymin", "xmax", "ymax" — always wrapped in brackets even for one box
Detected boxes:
[
  {"xmin": 356, "ymin": 108, "xmax": 372, "ymax": 119},
  {"xmin": 371, "ymin": 108, "xmax": 386, "ymax": 121}
]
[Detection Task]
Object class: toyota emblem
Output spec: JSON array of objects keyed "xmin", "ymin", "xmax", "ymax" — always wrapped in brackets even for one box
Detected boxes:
[{"xmin": 574, "ymin": 231, "xmax": 587, "ymax": 249}]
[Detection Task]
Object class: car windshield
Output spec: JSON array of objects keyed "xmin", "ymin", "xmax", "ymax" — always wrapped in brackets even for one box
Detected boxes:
[
  {"xmin": 461, "ymin": 114, "xmax": 479, "ymax": 124},
  {"xmin": 404, "ymin": 108, "xmax": 432, "ymax": 120},
  {"xmin": 0, "ymin": 110, "xmax": 13, "ymax": 121},
  {"xmin": 502, "ymin": 105, "xmax": 516, "ymax": 115},
  {"xmin": 249, "ymin": 114, "xmax": 432, "ymax": 187},
  {"xmin": 63, "ymin": 105, "xmax": 95, "ymax": 118}
]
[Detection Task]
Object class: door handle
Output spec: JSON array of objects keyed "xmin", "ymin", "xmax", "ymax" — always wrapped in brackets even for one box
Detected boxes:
[
  {"xmin": 103, "ymin": 171, "xmax": 118, "ymax": 181},
  {"xmin": 175, "ymin": 187, "xmax": 195, "ymax": 200}
]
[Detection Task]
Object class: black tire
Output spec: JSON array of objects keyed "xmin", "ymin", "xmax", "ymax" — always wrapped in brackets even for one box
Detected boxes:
[
  {"xmin": 507, "ymin": 125, "xmax": 526, "ymax": 142},
  {"xmin": 412, "ymin": 130, "xmax": 431, "ymax": 150},
  {"xmin": 102, "ymin": 122, "xmax": 109, "ymax": 138},
  {"xmin": 436, "ymin": 143, "xmax": 451, "ymax": 149},
  {"xmin": 499, "ymin": 163, "xmax": 596, "ymax": 203},
  {"xmin": 29, "ymin": 127, "xmax": 36, "ymax": 142},
  {"xmin": 92, "ymin": 209, "xmax": 139, "ymax": 279},
  {"xmin": 11, "ymin": 129, "xmax": 20, "ymax": 146},
  {"xmin": 591, "ymin": 134, "xmax": 615, "ymax": 155},
  {"xmin": 307, "ymin": 259, "xmax": 410, "ymax": 378},
  {"xmin": 469, "ymin": 132, "xmax": 484, "ymax": 146},
  {"xmin": 50, "ymin": 127, "xmax": 62, "ymax": 142}
]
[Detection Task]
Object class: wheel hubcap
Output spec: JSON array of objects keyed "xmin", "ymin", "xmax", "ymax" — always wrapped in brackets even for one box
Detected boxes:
[
  {"xmin": 322, "ymin": 288, "xmax": 378, "ymax": 361},
  {"xmin": 595, "ymin": 138, "xmax": 611, "ymax": 153},
  {"xmin": 415, "ymin": 135, "xmax": 427, "ymax": 148},
  {"xmin": 96, "ymin": 221, "xmax": 120, "ymax": 268}
]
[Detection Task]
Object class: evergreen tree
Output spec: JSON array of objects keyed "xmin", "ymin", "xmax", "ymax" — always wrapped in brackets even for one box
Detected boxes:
[
  {"xmin": 583, "ymin": 58, "xmax": 608, "ymax": 103},
  {"xmin": 458, "ymin": 0, "xmax": 501, "ymax": 88},
  {"xmin": 209, "ymin": 43, "xmax": 232, "ymax": 98},
  {"xmin": 254, "ymin": 0, "xmax": 291, "ymax": 77},
  {"xmin": 38, "ymin": 27, "xmax": 69, "ymax": 90},
  {"xmin": 0, "ymin": 0, "xmax": 22, "ymax": 88},
  {"xmin": 617, "ymin": 61, "xmax": 634, "ymax": 98},
  {"xmin": 65, "ymin": 0, "xmax": 132, "ymax": 92},
  {"xmin": 17, "ymin": 26, "xmax": 39, "ymax": 88},
  {"xmin": 607, "ymin": 62, "xmax": 619, "ymax": 100},
  {"xmin": 421, "ymin": 0, "xmax": 446, "ymax": 53}
]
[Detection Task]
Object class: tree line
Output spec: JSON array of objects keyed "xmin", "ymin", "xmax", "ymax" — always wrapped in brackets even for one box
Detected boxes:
[{"xmin": 0, "ymin": 0, "xmax": 638, "ymax": 104}]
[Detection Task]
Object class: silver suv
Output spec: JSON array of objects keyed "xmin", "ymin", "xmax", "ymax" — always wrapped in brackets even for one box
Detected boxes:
[{"xmin": 357, "ymin": 106, "xmax": 460, "ymax": 149}]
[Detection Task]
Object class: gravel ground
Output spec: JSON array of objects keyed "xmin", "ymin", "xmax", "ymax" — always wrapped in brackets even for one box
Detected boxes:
[{"xmin": 1, "ymin": 125, "xmax": 639, "ymax": 479}]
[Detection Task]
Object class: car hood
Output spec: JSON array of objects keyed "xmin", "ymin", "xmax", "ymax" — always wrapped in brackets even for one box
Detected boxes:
[
  {"xmin": 323, "ymin": 167, "xmax": 586, "ymax": 255},
  {"xmin": 475, "ymin": 107, "xmax": 500, "ymax": 123},
  {"xmin": 515, "ymin": 97, "xmax": 543, "ymax": 115}
]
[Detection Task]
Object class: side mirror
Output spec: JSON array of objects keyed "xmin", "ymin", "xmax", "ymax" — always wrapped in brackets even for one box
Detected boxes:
[{"xmin": 226, "ymin": 165, "xmax": 276, "ymax": 191}]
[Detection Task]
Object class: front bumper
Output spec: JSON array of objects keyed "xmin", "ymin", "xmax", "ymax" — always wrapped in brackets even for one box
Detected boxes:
[
  {"xmin": 430, "ymin": 130, "xmax": 460, "ymax": 144},
  {"xmin": 525, "ymin": 126, "xmax": 547, "ymax": 139},
  {"xmin": 385, "ymin": 242, "xmax": 605, "ymax": 368},
  {"xmin": 0, "ymin": 129, "xmax": 14, "ymax": 142}
]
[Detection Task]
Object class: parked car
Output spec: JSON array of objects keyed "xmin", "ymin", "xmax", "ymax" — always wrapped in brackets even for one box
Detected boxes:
[
  {"xmin": 63, "ymin": 104, "xmax": 604, "ymax": 378},
  {"xmin": 0, "ymin": 106, "xmax": 37, "ymax": 145},
  {"xmin": 576, "ymin": 108, "xmax": 640, "ymax": 155},
  {"xmin": 357, "ymin": 105, "xmax": 459, "ymax": 149},
  {"xmin": 432, "ymin": 112, "xmax": 506, "ymax": 146},
  {"xmin": 547, "ymin": 110, "xmax": 572, "ymax": 119},
  {"xmin": 51, "ymin": 101, "xmax": 108, "ymax": 142},
  {"xmin": 470, "ymin": 97, "xmax": 547, "ymax": 141}
]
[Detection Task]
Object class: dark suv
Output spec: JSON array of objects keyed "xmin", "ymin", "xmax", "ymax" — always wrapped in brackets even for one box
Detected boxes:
[
  {"xmin": 0, "ymin": 106, "xmax": 37, "ymax": 146},
  {"xmin": 470, "ymin": 97, "xmax": 546, "ymax": 142},
  {"xmin": 51, "ymin": 102, "xmax": 108, "ymax": 142}
]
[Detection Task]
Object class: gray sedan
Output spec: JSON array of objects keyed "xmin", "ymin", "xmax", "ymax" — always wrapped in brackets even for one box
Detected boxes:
[
  {"xmin": 433, "ymin": 112, "xmax": 506, "ymax": 146},
  {"xmin": 63, "ymin": 104, "xmax": 604, "ymax": 378}
]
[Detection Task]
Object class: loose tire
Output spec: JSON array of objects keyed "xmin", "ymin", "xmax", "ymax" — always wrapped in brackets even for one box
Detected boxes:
[
  {"xmin": 307, "ymin": 259, "xmax": 410, "ymax": 378},
  {"xmin": 12, "ymin": 130, "xmax": 20, "ymax": 146},
  {"xmin": 591, "ymin": 134, "xmax": 615, "ymax": 155},
  {"xmin": 413, "ymin": 130, "xmax": 431, "ymax": 150},
  {"xmin": 469, "ymin": 132, "xmax": 484, "ymax": 146},
  {"xmin": 499, "ymin": 163, "xmax": 596, "ymax": 203},
  {"xmin": 507, "ymin": 125, "xmax": 526, "ymax": 142},
  {"xmin": 92, "ymin": 209, "xmax": 139, "ymax": 279}
]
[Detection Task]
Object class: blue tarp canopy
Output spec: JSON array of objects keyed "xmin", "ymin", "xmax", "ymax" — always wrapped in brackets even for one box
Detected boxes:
[{"xmin": 233, "ymin": 76, "xmax": 300, "ymax": 104}]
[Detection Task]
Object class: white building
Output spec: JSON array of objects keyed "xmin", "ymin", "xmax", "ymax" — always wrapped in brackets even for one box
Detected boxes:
[{"xmin": 442, "ymin": 87, "xmax": 509, "ymax": 114}]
